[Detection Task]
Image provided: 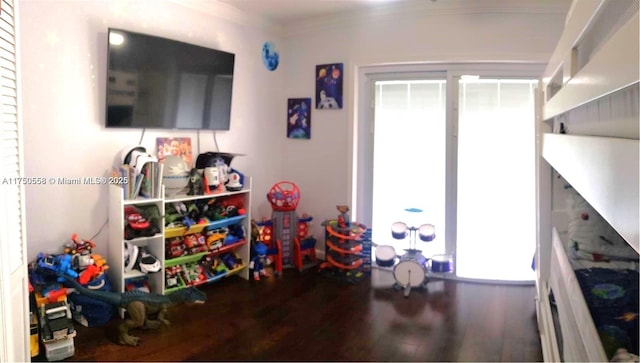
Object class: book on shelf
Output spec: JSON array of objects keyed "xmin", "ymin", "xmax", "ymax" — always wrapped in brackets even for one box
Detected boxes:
[{"xmin": 112, "ymin": 161, "xmax": 163, "ymax": 200}]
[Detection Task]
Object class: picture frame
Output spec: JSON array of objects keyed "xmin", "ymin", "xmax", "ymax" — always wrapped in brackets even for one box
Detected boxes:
[
  {"xmin": 156, "ymin": 137, "xmax": 193, "ymax": 168},
  {"xmin": 287, "ymin": 98, "xmax": 311, "ymax": 140},
  {"xmin": 315, "ymin": 63, "xmax": 343, "ymax": 109}
]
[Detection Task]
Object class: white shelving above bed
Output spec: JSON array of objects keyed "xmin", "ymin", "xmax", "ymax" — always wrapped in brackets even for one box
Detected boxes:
[
  {"xmin": 544, "ymin": 11, "xmax": 639, "ymax": 119},
  {"xmin": 542, "ymin": 133, "xmax": 639, "ymax": 253},
  {"xmin": 536, "ymin": 1, "xmax": 640, "ymax": 362}
]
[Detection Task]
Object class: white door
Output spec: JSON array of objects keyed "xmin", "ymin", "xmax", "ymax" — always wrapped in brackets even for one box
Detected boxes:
[{"xmin": 0, "ymin": 0, "xmax": 30, "ymax": 361}]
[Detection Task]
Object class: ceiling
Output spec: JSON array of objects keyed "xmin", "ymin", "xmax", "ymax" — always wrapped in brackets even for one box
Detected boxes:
[
  {"xmin": 216, "ymin": 0, "xmax": 403, "ymax": 25},
  {"xmin": 215, "ymin": 0, "xmax": 572, "ymax": 27}
]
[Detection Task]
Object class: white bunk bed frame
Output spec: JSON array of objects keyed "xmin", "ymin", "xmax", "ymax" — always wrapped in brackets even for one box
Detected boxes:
[{"xmin": 536, "ymin": 0, "xmax": 639, "ymax": 362}]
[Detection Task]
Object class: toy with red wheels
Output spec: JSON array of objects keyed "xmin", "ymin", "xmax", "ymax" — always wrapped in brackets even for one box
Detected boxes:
[
  {"xmin": 267, "ymin": 181, "xmax": 300, "ymax": 211},
  {"xmin": 124, "ymin": 206, "xmax": 160, "ymax": 240}
]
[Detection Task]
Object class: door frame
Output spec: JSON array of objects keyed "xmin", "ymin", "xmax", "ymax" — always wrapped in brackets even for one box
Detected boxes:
[{"xmin": 351, "ymin": 62, "xmax": 545, "ymax": 282}]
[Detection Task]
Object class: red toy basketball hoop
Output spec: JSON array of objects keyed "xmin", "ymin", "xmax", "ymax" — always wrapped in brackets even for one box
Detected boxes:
[{"xmin": 267, "ymin": 181, "xmax": 300, "ymax": 211}]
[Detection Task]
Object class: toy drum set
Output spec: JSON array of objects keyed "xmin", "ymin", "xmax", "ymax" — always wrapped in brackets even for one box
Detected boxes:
[{"xmin": 375, "ymin": 216, "xmax": 454, "ymax": 297}]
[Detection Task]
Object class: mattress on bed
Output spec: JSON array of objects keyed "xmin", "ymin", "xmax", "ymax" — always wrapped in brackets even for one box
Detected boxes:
[
  {"xmin": 573, "ymin": 267, "xmax": 639, "ymax": 359},
  {"xmin": 555, "ymin": 186, "xmax": 639, "ymax": 360}
]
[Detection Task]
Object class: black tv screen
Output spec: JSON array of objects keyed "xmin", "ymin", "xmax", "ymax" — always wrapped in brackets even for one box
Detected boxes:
[{"xmin": 106, "ymin": 28, "xmax": 235, "ymax": 130}]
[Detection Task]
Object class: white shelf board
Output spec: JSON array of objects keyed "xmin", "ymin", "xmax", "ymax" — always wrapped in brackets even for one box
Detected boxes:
[
  {"xmin": 542, "ymin": 133, "xmax": 639, "ymax": 252},
  {"xmin": 544, "ymin": 12, "xmax": 640, "ymax": 119}
]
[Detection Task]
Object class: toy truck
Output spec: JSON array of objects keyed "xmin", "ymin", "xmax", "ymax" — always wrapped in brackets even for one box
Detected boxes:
[{"xmin": 40, "ymin": 301, "xmax": 76, "ymax": 343}]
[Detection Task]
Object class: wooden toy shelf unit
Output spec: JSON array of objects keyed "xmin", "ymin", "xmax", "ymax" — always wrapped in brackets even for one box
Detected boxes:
[{"xmin": 108, "ymin": 178, "xmax": 251, "ymax": 316}]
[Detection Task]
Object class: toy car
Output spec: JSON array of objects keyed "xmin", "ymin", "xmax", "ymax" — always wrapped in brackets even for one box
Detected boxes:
[
  {"xmin": 170, "ymin": 244, "xmax": 187, "ymax": 258},
  {"xmin": 165, "ymin": 266, "xmax": 183, "ymax": 289},
  {"xmin": 127, "ymin": 212, "xmax": 150, "ymax": 230},
  {"xmin": 206, "ymin": 229, "xmax": 227, "ymax": 250},
  {"xmin": 64, "ymin": 233, "xmax": 96, "ymax": 255}
]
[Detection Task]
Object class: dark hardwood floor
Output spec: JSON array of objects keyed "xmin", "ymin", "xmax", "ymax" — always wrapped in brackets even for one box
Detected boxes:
[{"xmin": 63, "ymin": 268, "xmax": 542, "ymax": 362}]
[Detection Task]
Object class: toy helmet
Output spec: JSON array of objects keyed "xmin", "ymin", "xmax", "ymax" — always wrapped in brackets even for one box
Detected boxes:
[
  {"xmin": 123, "ymin": 242, "xmax": 139, "ymax": 273},
  {"xmin": 120, "ymin": 145, "xmax": 158, "ymax": 174}
]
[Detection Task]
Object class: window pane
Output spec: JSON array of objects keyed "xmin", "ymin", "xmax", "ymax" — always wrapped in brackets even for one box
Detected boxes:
[
  {"xmin": 456, "ymin": 79, "xmax": 536, "ymax": 281},
  {"xmin": 373, "ymin": 80, "xmax": 447, "ymax": 257}
]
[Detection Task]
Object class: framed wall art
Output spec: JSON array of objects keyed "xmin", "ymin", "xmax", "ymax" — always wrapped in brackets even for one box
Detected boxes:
[
  {"xmin": 287, "ymin": 98, "xmax": 311, "ymax": 139},
  {"xmin": 315, "ymin": 63, "xmax": 343, "ymax": 109}
]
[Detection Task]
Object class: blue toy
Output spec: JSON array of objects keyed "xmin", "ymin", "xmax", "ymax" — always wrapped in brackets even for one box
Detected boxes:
[
  {"xmin": 36, "ymin": 253, "xmax": 79, "ymax": 282},
  {"xmin": 56, "ymin": 254, "xmax": 79, "ymax": 282},
  {"xmin": 249, "ymin": 242, "xmax": 271, "ymax": 281}
]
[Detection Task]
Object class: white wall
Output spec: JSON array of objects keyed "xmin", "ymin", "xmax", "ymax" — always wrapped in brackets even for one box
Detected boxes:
[
  {"xmin": 281, "ymin": 3, "xmax": 570, "ymax": 246},
  {"xmin": 19, "ymin": 0, "xmax": 569, "ymax": 261},
  {"xmin": 19, "ymin": 0, "xmax": 285, "ymax": 260}
]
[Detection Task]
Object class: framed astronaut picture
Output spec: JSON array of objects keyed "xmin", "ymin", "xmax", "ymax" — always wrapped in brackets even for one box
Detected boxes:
[
  {"xmin": 287, "ymin": 98, "xmax": 311, "ymax": 139},
  {"xmin": 315, "ymin": 63, "xmax": 343, "ymax": 109}
]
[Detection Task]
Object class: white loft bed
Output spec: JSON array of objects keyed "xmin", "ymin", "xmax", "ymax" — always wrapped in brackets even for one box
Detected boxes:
[{"xmin": 536, "ymin": 0, "xmax": 639, "ymax": 362}]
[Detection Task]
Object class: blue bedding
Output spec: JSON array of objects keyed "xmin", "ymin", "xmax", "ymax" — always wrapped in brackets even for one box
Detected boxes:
[{"xmin": 574, "ymin": 268, "xmax": 639, "ymax": 359}]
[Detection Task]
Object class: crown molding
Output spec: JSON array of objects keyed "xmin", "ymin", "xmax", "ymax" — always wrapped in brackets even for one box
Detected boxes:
[{"xmin": 284, "ymin": 0, "xmax": 571, "ymax": 38}]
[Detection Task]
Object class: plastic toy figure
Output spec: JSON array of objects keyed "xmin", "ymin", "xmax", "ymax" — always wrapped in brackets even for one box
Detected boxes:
[
  {"xmin": 187, "ymin": 168, "xmax": 203, "ymax": 195},
  {"xmin": 337, "ymin": 205, "xmax": 351, "ymax": 228},
  {"xmin": 249, "ymin": 242, "xmax": 271, "ymax": 281},
  {"xmin": 56, "ymin": 254, "xmax": 78, "ymax": 282},
  {"xmin": 78, "ymin": 264, "xmax": 101, "ymax": 285}
]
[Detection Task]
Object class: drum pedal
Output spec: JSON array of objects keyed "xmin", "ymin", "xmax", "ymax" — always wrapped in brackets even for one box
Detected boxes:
[{"xmin": 403, "ymin": 283, "xmax": 412, "ymax": 298}]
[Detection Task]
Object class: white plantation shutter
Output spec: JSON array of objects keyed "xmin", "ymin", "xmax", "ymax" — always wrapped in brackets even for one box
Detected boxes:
[
  {"xmin": 0, "ymin": 0, "xmax": 23, "ymax": 273},
  {"xmin": 0, "ymin": 0, "xmax": 29, "ymax": 361}
]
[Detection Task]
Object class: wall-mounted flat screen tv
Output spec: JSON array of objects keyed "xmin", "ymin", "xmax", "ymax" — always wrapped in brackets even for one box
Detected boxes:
[{"xmin": 106, "ymin": 28, "xmax": 235, "ymax": 130}]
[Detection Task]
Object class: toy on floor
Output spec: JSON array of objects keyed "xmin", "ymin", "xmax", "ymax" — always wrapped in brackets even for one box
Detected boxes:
[
  {"xmin": 266, "ymin": 181, "xmax": 300, "ymax": 267},
  {"xmin": 250, "ymin": 242, "xmax": 272, "ymax": 281},
  {"xmin": 40, "ymin": 300, "xmax": 76, "ymax": 343},
  {"xmin": 294, "ymin": 214, "xmax": 317, "ymax": 271},
  {"xmin": 320, "ymin": 205, "xmax": 369, "ymax": 284},
  {"xmin": 388, "ymin": 208, "xmax": 447, "ymax": 298},
  {"xmin": 260, "ymin": 181, "xmax": 317, "ymax": 273},
  {"xmin": 61, "ymin": 274, "xmax": 206, "ymax": 346}
]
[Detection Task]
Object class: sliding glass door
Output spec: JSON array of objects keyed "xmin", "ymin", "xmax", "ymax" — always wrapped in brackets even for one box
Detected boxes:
[{"xmin": 363, "ymin": 68, "xmax": 539, "ymax": 282}]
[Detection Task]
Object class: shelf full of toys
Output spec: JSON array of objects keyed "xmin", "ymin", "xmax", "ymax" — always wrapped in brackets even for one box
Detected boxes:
[
  {"xmin": 163, "ymin": 193, "xmax": 247, "ymax": 257},
  {"xmin": 164, "ymin": 252, "xmax": 245, "ymax": 293},
  {"xmin": 162, "ymin": 177, "xmax": 251, "ymax": 292},
  {"xmin": 108, "ymin": 184, "xmax": 166, "ymax": 319}
]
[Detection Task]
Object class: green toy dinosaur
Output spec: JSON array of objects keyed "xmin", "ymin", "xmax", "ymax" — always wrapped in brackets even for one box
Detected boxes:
[{"xmin": 62, "ymin": 275, "xmax": 206, "ymax": 346}]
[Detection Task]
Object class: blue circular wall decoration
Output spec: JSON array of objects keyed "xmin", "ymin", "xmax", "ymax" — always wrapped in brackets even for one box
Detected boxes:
[{"xmin": 262, "ymin": 41, "xmax": 279, "ymax": 71}]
